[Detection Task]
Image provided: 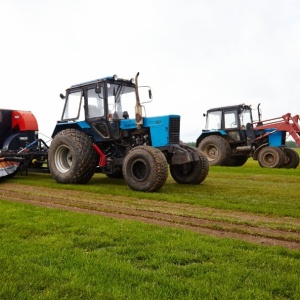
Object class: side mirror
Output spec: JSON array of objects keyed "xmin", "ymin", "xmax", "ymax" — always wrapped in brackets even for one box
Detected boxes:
[
  {"xmin": 148, "ymin": 89, "xmax": 152, "ymax": 99},
  {"xmin": 60, "ymin": 93, "xmax": 65, "ymax": 99},
  {"xmin": 95, "ymin": 83, "xmax": 102, "ymax": 94}
]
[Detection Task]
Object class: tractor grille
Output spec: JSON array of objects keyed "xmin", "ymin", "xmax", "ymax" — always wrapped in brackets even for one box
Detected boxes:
[{"xmin": 169, "ymin": 117, "xmax": 180, "ymax": 144}]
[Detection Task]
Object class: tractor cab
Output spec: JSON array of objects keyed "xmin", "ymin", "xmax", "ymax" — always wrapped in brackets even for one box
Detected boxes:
[
  {"xmin": 203, "ymin": 104, "xmax": 253, "ymax": 143},
  {"xmin": 54, "ymin": 75, "xmax": 152, "ymax": 141}
]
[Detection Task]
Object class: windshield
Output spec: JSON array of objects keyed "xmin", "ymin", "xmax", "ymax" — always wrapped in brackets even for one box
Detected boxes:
[
  {"xmin": 107, "ymin": 83, "xmax": 136, "ymax": 119},
  {"xmin": 240, "ymin": 109, "xmax": 252, "ymax": 128}
]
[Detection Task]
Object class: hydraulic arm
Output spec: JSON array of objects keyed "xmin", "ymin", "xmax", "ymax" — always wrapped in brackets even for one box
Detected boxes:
[{"xmin": 254, "ymin": 113, "xmax": 300, "ymax": 146}]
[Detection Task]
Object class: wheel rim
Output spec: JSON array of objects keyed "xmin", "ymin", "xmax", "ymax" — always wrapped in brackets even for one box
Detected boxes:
[
  {"xmin": 262, "ymin": 153, "xmax": 276, "ymax": 166},
  {"xmin": 54, "ymin": 145, "xmax": 72, "ymax": 173},
  {"xmin": 205, "ymin": 145, "xmax": 218, "ymax": 162},
  {"xmin": 178, "ymin": 163, "xmax": 193, "ymax": 175},
  {"xmin": 131, "ymin": 159, "xmax": 148, "ymax": 181}
]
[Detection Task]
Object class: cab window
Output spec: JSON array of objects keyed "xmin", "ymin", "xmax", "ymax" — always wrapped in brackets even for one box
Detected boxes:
[
  {"xmin": 224, "ymin": 110, "xmax": 238, "ymax": 128},
  {"xmin": 87, "ymin": 88, "xmax": 104, "ymax": 119}
]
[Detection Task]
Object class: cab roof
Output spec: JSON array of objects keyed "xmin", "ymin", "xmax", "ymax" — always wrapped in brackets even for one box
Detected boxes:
[
  {"xmin": 207, "ymin": 103, "xmax": 252, "ymax": 113},
  {"xmin": 69, "ymin": 75, "xmax": 135, "ymax": 90}
]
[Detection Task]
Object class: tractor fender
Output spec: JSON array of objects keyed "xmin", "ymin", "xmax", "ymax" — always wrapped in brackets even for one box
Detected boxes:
[
  {"xmin": 51, "ymin": 121, "xmax": 91, "ymax": 138},
  {"xmin": 253, "ymin": 143, "xmax": 269, "ymax": 160},
  {"xmin": 196, "ymin": 130, "xmax": 227, "ymax": 147}
]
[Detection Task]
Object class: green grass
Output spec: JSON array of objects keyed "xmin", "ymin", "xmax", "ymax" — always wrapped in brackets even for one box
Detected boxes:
[
  {"xmin": 1, "ymin": 200, "xmax": 300, "ymax": 300},
  {"xmin": 1, "ymin": 156, "xmax": 300, "ymax": 299},
  {"xmin": 12, "ymin": 156, "xmax": 300, "ymax": 218}
]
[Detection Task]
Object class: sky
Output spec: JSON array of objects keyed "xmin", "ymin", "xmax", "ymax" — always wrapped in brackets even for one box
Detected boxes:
[{"xmin": 0, "ymin": 0, "xmax": 299, "ymax": 143}]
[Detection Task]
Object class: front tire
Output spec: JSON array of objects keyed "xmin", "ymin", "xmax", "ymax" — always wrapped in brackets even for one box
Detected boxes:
[
  {"xmin": 122, "ymin": 146, "xmax": 168, "ymax": 192},
  {"xmin": 48, "ymin": 129, "xmax": 96, "ymax": 184},
  {"xmin": 258, "ymin": 146, "xmax": 285, "ymax": 168},
  {"xmin": 170, "ymin": 150, "xmax": 209, "ymax": 184},
  {"xmin": 282, "ymin": 148, "xmax": 299, "ymax": 169}
]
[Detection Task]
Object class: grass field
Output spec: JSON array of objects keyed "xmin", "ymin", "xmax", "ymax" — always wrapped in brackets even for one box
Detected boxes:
[{"xmin": 0, "ymin": 154, "xmax": 300, "ymax": 299}]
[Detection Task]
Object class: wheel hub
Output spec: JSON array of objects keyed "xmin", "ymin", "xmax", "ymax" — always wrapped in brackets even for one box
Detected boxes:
[
  {"xmin": 207, "ymin": 146, "xmax": 218, "ymax": 160},
  {"xmin": 55, "ymin": 145, "xmax": 72, "ymax": 173},
  {"xmin": 131, "ymin": 160, "xmax": 148, "ymax": 180}
]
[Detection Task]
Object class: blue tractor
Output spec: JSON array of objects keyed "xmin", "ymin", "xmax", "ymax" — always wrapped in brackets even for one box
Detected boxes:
[
  {"xmin": 196, "ymin": 104, "xmax": 300, "ymax": 168},
  {"xmin": 48, "ymin": 73, "xmax": 209, "ymax": 192}
]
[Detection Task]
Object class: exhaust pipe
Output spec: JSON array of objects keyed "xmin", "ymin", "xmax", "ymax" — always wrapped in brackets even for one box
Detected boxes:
[
  {"xmin": 135, "ymin": 72, "xmax": 143, "ymax": 128},
  {"xmin": 257, "ymin": 103, "xmax": 261, "ymax": 122}
]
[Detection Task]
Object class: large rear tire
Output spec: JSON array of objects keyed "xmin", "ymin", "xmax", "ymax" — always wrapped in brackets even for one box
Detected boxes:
[
  {"xmin": 170, "ymin": 150, "xmax": 209, "ymax": 184},
  {"xmin": 198, "ymin": 135, "xmax": 231, "ymax": 166},
  {"xmin": 258, "ymin": 146, "xmax": 285, "ymax": 168},
  {"xmin": 48, "ymin": 129, "xmax": 97, "ymax": 184},
  {"xmin": 282, "ymin": 148, "xmax": 299, "ymax": 169},
  {"xmin": 122, "ymin": 146, "xmax": 168, "ymax": 192}
]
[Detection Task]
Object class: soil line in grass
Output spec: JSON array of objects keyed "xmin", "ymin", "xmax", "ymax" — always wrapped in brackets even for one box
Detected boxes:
[{"xmin": 1, "ymin": 182, "xmax": 300, "ymax": 250}]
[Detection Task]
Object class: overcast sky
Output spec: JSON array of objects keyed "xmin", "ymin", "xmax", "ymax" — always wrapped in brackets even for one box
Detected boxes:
[{"xmin": 1, "ymin": 0, "xmax": 299, "ymax": 142}]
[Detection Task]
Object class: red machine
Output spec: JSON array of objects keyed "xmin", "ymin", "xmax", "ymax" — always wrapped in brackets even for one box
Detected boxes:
[
  {"xmin": 0, "ymin": 109, "xmax": 48, "ymax": 178},
  {"xmin": 254, "ymin": 113, "xmax": 300, "ymax": 146},
  {"xmin": 249, "ymin": 113, "xmax": 300, "ymax": 168}
]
